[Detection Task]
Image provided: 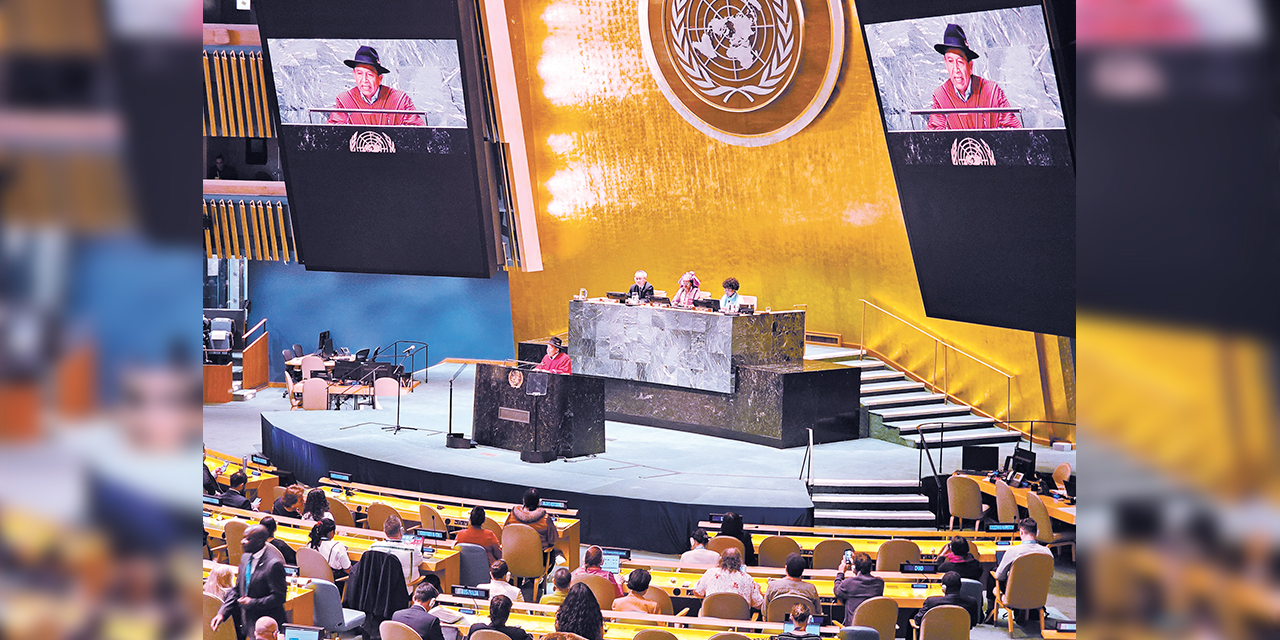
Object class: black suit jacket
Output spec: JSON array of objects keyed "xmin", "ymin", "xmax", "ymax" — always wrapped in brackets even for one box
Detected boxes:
[
  {"xmin": 466, "ymin": 622, "xmax": 530, "ymax": 640},
  {"xmin": 627, "ymin": 282, "xmax": 654, "ymax": 300},
  {"xmin": 218, "ymin": 545, "xmax": 288, "ymax": 634},
  {"xmin": 392, "ymin": 604, "xmax": 446, "ymax": 640},
  {"xmin": 219, "ymin": 489, "xmax": 252, "ymax": 510},
  {"xmin": 913, "ymin": 593, "xmax": 980, "ymax": 628}
]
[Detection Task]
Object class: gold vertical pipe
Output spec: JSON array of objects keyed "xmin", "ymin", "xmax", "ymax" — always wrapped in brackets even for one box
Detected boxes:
[
  {"xmin": 277, "ymin": 202, "xmax": 292, "ymax": 262},
  {"xmin": 216, "ymin": 201, "xmax": 228, "ymax": 257},
  {"xmin": 264, "ymin": 200, "xmax": 278, "ymax": 261},
  {"xmin": 215, "ymin": 53, "xmax": 230, "ymax": 137},
  {"xmin": 203, "ymin": 53, "xmax": 216, "ymax": 136},
  {"xmin": 286, "ymin": 204, "xmax": 298, "ymax": 262},
  {"xmin": 237, "ymin": 201, "xmax": 250, "ymax": 259},
  {"xmin": 219, "ymin": 201, "xmax": 234, "ymax": 259},
  {"xmin": 203, "ymin": 201, "xmax": 214, "ymax": 259},
  {"xmin": 237, "ymin": 52, "xmax": 255, "ymax": 137},
  {"xmin": 230, "ymin": 53, "xmax": 244, "ymax": 137},
  {"xmin": 223, "ymin": 52, "xmax": 239, "ymax": 137},
  {"xmin": 258, "ymin": 203, "xmax": 271, "ymax": 261},
  {"xmin": 247, "ymin": 201, "xmax": 259, "ymax": 260},
  {"xmin": 255, "ymin": 53, "xmax": 273, "ymax": 138},
  {"xmin": 253, "ymin": 202, "xmax": 266, "ymax": 260}
]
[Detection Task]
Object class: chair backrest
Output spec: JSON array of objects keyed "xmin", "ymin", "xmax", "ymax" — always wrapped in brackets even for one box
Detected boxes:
[
  {"xmin": 851, "ymin": 596, "xmax": 898, "ymax": 640},
  {"xmin": 301, "ymin": 377, "xmax": 329, "ymax": 410},
  {"xmin": 292, "ymin": 344, "xmax": 305, "ymax": 358},
  {"xmin": 706, "ymin": 535, "xmax": 745, "ymax": 557},
  {"xmin": 374, "ymin": 377, "xmax": 400, "ymax": 398},
  {"xmin": 640, "ymin": 586, "xmax": 674, "ymax": 615},
  {"xmin": 812, "ymin": 538, "xmax": 854, "ymax": 570},
  {"xmin": 994, "ymin": 479, "xmax": 1019, "ymax": 523},
  {"xmin": 456, "ymin": 543, "xmax": 492, "ymax": 587},
  {"xmin": 355, "ymin": 349, "xmax": 371, "ymax": 363},
  {"xmin": 1003, "ymin": 552, "xmax": 1054, "ymax": 610},
  {"xmin": 1024, "ymin": 492, "xmax": 1056, "ymax": 544},
  {"xmin": 472, "ymin": 631, "xmax": 512, "ymax": 640},
  {"xmin": 701, "ymin": 592, "xmax": 750, "ymax": 620},
  {"xmin": 653, "ymin": 290, "xmax": 668, "ymax": 298},
  {"xmin": 282, "ymin": 348, "xmax": 296, "ymax": 365},
  {"xmin": 365, "ymin": 502, "xmax": 399, "ymax": 532},
  {"xmin": 222, "ymin": 520, "xmax": 246, "ymax": 567},
  {"xmin": 419, "ymin": 504, "xmax": 447, "ymax": 532},
  {"xmin": 947, "ymin": 475, "xmax": 985, "ymax": 521},
  {"xmin": 757, "ymin": 535, "xmax": 801, "ymax": 568},
  {"xmin": 633, "ymin": 629, "xmax": 678, "ymax": 640},
  {"xmin": 308, "ymin": 578, "xmax": 345, "ymax": 631},
  {"xmin": 273, "ymin": 485, "xmax": 287, "ymax": 502},
  {"xmin": 874, "ymin": 539, "xmax": 920, "ymax": 572},
  {"xmin": 297, "ymin": 546, "xmax": 336, "ymax": 583},
  {"xmin": 836, "ymin": 627, "xmax": 880, "ymax": 640},
  {"xmin": 380, "ymin": 620, "xmax": 424, "ymax": 640},
  {"xmin": 482, "ymin": 516, "xmax": 504, "ymax": 539},
  {"xmin": 764, "ymin": 595, "xmax": 814, "ymax": 622},
  {"xmin": 326, "ymin": 495, "xmax": 356, "ymax": 528},
  {"xmin": 300, "ymin": 355, "xmax": 326, "ymax": 378},
  {"xmin": 1052, "ymin": 462, "xmax": 1072, "ymax": 492},
  {"xmin": 706, "ymin": 634, "xmax": 750, "ymax": 640},
  {"xmin": 917, "ymin": 604, "xmax": 970, "ymax": 640},
  {"xmin": 959, "ymin": 578, "xmax": 985, "ymax": 612},
  {"xmin": 571, "ymin": 573, "xmax": 617, "ymax": 609},
  {"xmin": 204, "ymin": 592, "xmax": 237, "ymax": 640},
  {"xmin": 696, "ymin": 291, "xmax": 711, "ymax": 300},
  {"xmin": 501, "ymin": 523, "xmax": 546, "ymax": 579}
]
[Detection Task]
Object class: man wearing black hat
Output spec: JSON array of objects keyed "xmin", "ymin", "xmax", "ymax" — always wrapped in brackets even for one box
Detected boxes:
[
  {"xmin": 926, "ymin": 24, "xmax": 1021, "ymax": 130},
  {"xmin": 328, "ymin": 45, "xmax": 425, "ymax": 126},
  {"xmin": 534, "ymin": 336, "xmax": 572, "ymax": 374}
]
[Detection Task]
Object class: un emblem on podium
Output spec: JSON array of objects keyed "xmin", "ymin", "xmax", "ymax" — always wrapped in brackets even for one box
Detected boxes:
[{"xmin": 641, "ymin": 0, "xmax": 845, "ymax": 146}]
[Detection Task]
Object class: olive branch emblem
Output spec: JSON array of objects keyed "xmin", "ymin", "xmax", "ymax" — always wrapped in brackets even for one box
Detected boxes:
[{"xmin": 668, "ymin": 0, "xmax": 795, "ymax": 104}]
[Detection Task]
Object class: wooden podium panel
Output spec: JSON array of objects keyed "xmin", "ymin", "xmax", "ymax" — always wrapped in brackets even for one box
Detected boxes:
[{"xmin": 203, "ymin": 363, "xmax": 234, "ymax": 404}]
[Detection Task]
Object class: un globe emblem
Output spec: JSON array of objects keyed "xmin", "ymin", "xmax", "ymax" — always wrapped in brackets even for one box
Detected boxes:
[{"xmin": 641, "ymin": 0, "xmax": 844, "ymax": 146}]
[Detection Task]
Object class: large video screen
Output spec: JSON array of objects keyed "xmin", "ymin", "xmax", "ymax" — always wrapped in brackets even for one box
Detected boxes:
[
  {"xmin": 855, "ymin": 0, "xmax": 1074, "ymax": 337},
  {"xmin": 256, "ymin": 0, "xmax": 501, "ymax": 279}
]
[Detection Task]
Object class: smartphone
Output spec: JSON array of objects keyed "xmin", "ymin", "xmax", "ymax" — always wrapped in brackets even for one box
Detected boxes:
[{"xmin": 843, "ymin": 549, "xmax": 853, "ymax": 564}]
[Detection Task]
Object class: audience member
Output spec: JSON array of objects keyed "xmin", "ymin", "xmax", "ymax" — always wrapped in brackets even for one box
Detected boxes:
[
  {"xmin": 208, "ymin": 154, "xmax": 239, "ymax": 180},
  {"xmin": 778, "ymin": 604, "xmax": 821, "ymax": 640},
  {"xmin": 369, "ymin": 513, "xmax": 423, "ymax": 583},
  {"xmin": 466, "ymin": 595, "xmax": 530, "ymax": 640},
  {"xmin": 307, "ymin": 518, "xmax": 352, "ymax": 580},
  {"xmin": 254, "ymin": 616, "xmax": 279, "ymax": 640},
  {"xmin": 717, "ymin": 512, "xmax": 757, "ymax": 566},
  {"xmin": 204, "ymin": 564, "xmax": 235, "ymax": 599},
  {"xmin": 484, "ymin": 560, "xmax": 524, "ymax": 602},
  {"xmin": 693, "ymin": 547, "xmax": 764, "ymax": 610},
  {"xmin": 680, "ymin": 529, "xmax": 719, "ymax": 564},
  {"xmin": 455, "ymin": 506, "xmax": 503, "ymax": 564},
  {"xmin": 765, "ymin": 553, "xmax": 821, "ymax": 613},
  {"xmin": 612, "ymin": 568, "xmax": 660, "ymax": 614},
  {"xmin": 914, "ymin": 571, "xmax": 980, "ymax": 628},
  {"xmin": 572, "ymin": 546, "xmax": 624, "ymax": 597},
  {"xmin": 554, "ymin": 582, "xmax": 605, "ymax": 640},
  {"xmin": 504, "ymin": 488, "xmax": 558, "ymax": 553},
  {"xmin": 271, "ymin": 485, "xmax": 305, "ymax": 519},
  {"xmin": 833, "ymin": 552, "xmax": 883, "ymax": 626},
  {"xmin": 392, "ymin": 582, "xmax": 447, "ymax": 640},
  {"xmin": 204, "ymin": 460, "xmax": 222, "ymax": 496},
  {"xmin": 542, "ymin": 568, "xmax": 573, "ymax": 606},
  {"xmin": 936, "ymin": 536, "xmax": 983, "ymax": 581},
  {"xmin": 211, "ymin": 525, "xmax": 287, "ymax": 636},
  {"xmin": 259, "ymin": 516, "xmax": 296, "ymax": 565},
  {"xmin": 219, "ymin": 471, "xmax": 254, "ymax": 510},
  {"xmin": 990, "ymin": 517, "xmax": 1053, "ymax": 617},
  {"xmin": 299, "ymin": 488, "xmax": 333, "ymax": 522}
]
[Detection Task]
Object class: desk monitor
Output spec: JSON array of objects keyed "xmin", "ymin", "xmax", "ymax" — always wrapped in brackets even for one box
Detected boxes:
[
  {"xmin": 250, "ymin": 454, "xmax": 270, "ymax": 466},
  {"xmin": 693, "ymin": 298, "xmax": 720, "ymax": 312},
  {"xmin": 738, "ymin": 304, "xmax": 754, "ymax": 315},
  {"xmin": 1011, "ymin": 448, "xmax": 1037, "ymax": 478},
  {"xmin": 599, "ymin": 546, "xmax": 630, "ymax": 574},
  {"xmin": 985, "ymin": 522, "xmax": 1018, "ymax": 533},
  {"xmin": 328, "ymin": 470, "xmax": 352, "ymax": 483},
  {"xmin": 281, "ymin": 625, "xmax": 323, "ymax": 640},
  {"xmin": 900, "ymin": 562, "xmax": 937, "ymax": 574},
  {"xmin": 962, "ymin": 445, "xmax": 999, "ymax": 472},
  {"xmin": 650, "ymin": 296, "xmax": 670, "ymax": 305},
  {"xmin": 318, "ymin": 331, "xmax": 331, "ymax": 355},
  {"xmin": 539, "ymin": 498, "xmax": 568, "ymax": 510},
  {"xmin": 606, "ymin": 292, "xmax": 628, "ymax": 301},
  {"xmin": 202, "ymin": 495, "xmax": 222, "ymax": 507},
  {"xmin": 452, "ymin": 585, "xmax": 489, "ymax": 600},
  {"xmin": 708, "ymin": 513, "xmax": 726, "ymax": 523}
]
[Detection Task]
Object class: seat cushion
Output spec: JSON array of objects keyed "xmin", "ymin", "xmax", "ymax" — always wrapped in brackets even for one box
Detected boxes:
[{"xmin": 339, "ymin": 608, "xmax": 367, "ymax": 631}]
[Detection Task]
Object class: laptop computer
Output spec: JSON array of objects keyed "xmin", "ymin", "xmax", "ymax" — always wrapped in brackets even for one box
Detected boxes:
[
  {"xmin": 281, "ymin": 625, "xmax": 323, "ymax": 640},
  {"xmin": 782, "ymin": 615, "xmax": 823, "ymax": 635}
]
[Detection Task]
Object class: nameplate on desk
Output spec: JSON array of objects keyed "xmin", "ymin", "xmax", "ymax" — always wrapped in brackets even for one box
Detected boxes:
[{"xmin": 498, "ymin": 407, "xmax": 530, "ymax": 423}]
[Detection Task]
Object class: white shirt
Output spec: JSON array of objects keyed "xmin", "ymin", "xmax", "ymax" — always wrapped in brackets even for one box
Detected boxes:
[
  {"xmin": 484, "ymin": 579, "xmax": 524, "ymax": 602},
  {"xmin": 993, "ymin": 539, "xmax": 1051, "ymax": 581},
  {"xmin": 680, "ymin": 546, "xmax": 721, "ymax": 565},
  {"xmin": 370, "ymin": 537, "xmax": 423, "ymax": 583},
  {"xmin": 317, "ymin": 538, "xmax": 352, "ymax": 570}
]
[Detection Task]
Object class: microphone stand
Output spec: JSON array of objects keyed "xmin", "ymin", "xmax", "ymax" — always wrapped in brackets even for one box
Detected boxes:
[
  {"xmin": 445, "ymin": 364, "xmax": 472, "ymax": 448},
  {"xmin": 341, "ymin": 347, "xmax": 418, "ymax": 433}
]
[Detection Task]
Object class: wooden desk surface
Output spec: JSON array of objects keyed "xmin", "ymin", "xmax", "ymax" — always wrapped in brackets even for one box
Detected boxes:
[
  {"xmin": 738, "ymin": 533, "xmax": 1023, "ymax": 564},
  {"xmin": 957, "ymin": 473, "xmax": 1077, "ymax": 524},
  {"xmin": 285, "ymin": 355, "xmax": 355, "ymax": 368},
  {"xmin": 633, "ymin": 566, "xmax": 944, "ymax": 607}
]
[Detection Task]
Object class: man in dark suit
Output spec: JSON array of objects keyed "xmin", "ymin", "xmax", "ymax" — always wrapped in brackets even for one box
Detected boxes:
[
  {"xmin": 913, "ymin": 571, "xmax": 981, "ymax": 628},
  {"xmin": 392, "ymin": 582, "xmax": 447, "ymax": 640},
  {"xmin": 212, "ymin": 525, "xmax": 288, "ymax": 640},
  {"xmin": 833, "ymin": 552, "xmax": 884, "ymax": 626},
  {"xmin": 219, "ymin": 471, "xmax": 254, "ymax": 510}
]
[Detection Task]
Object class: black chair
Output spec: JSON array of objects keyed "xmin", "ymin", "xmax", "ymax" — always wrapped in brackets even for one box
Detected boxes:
[
  {"xmin": 292, "ymin": 344, "xmax": 304, "ymax": 358},
  {"xmin": 355, "ymin": 348, "xmax": 370, "ymax": 363},
  {"xmin": 370, "ymin": 347, "xmax": 381, "ymax": 362}
]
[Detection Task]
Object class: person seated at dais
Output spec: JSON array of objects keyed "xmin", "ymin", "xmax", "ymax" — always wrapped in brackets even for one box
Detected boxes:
[
  {"xmin": 534, "ymin": 336, "xmax": 572, "ymax": 374},
  {"xmin": 628, "ymin": 270, "xmax": 654, "ymax": 302},
  {"xmin": 670, "ymin": 271, "xmax": 700, "ymax": 307},
  {"xmin": 720, "ymin": 277, "xmax": 742, "ymax": 313}
]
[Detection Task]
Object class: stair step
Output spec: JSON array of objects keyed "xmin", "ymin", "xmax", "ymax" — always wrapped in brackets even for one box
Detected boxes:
[
  {"xmin": 832, "ymin": 359, "xmax": 888, "ymax": 370},
  {"xmin": 860, "ymin": 380, "xmax": 927, "ymax": 397},
  {"xmin": 873, "ymin": 403, "xmax": 974, "ymax": 419},
  {"xmin": 809, "ymin": 479, "xmax": 921, "ymax": 494},
  {"xmin": 232, "ymin": 388, "xmax": 257, "ymax": 401},
  {"xmin": 805, "ymin": 348, "xmax": 864, "ymax": 361},
  {"xmin": 811, "ymin": 494, "xmax": 929, "ymax": 511},
  {"xmin": 862, "ymin": 392, "xmax": 948, "ymax": 409},
  {"xmin": 885, "ymin": 416, "xmax": 997, "ymax": 434},
  {"xmin": 813, "ymin": 509, "xmax": 938, "ymax": 527},
  {"xmin": 906, "ymin": 427, "xmax": 1024, "ymax": 449},
  {"xmin": 859, "ymin": 369, "xmax": 907, "ymax": 382}
]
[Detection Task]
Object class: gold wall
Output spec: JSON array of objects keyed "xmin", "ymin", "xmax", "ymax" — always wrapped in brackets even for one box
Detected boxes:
[{"xmin": 501, "ymin": 0, "xmax": 1071, "ymax": 425}]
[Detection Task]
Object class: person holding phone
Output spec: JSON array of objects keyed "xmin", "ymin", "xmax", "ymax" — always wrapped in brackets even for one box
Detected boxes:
[{"xmin": 833, "ymin": 552, "xmax": 883, "ymax": 626}]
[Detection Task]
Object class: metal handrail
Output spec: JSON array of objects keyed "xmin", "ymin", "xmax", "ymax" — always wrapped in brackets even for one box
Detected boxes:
[{"xmin": 859, "ymin": 300, "xmax": 1010, "ymax": 377}]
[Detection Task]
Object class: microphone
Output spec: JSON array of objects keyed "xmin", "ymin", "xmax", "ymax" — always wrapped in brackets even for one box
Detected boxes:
[{"xmin": 403, "ymin": 346, "xmax": 415, "ymax": 354}]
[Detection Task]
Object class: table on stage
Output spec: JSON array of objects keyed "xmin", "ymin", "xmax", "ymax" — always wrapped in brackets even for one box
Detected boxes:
[
  {"xmin": 957, "ymin": 472, "xmax": 1076, "ymax": 524},
  {"xmin": 324, "ymin": 381, "xmax": 375, "ymax": 410}
]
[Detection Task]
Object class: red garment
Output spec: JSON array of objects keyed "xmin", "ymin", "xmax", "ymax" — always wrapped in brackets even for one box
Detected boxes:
[
  {"xmin": 454, "ymin": 527, "xmax": 503, "ymax": 564},
  {"xmin": 328, "ymin": 86, "xmax": 425, "ymax": 126},
  {"xmin": 535, "ymin": 352, "xmax": 572, "ymax": 374},
  {"xmin": 927, "ymin": 75, "xmax": 1021, "ymax": 130}
]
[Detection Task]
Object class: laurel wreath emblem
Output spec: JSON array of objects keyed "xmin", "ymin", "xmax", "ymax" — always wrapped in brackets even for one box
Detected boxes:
[
  {"xmin": 668, "ymin": 0, "xmax": 795, "ymax": 105},
  {"xmin": 951, "ymin": 137, "xmax": 995, "ymax": 166},
  {"xmin": 349, "ymin": 131, "xmax": 396, "ymax": 153}
]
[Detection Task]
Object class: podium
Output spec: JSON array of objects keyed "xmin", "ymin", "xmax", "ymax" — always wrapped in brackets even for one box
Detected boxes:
[{"xmin": 472, "ymin": 363, "xmax": 605, "ymax": 461}]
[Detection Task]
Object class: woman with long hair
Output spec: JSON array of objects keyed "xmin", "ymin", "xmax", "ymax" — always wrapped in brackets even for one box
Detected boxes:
[
  {"xmin": 307, "ymin": 518, "xmax": 352, "ymax": 579},
  {"xmin": 300, "ymin": 488, "xmax": 332, "ymax": 522},
  {"xmin": 554, "ymin": 582, "xmax": 605, "ymax": 640},
  {"xmin": 692, "ymin": 547, "xmax": 764, "ymax": 610},
  {"xmin": 717, "ymin": 511, "xmax": 757, "ymax": 565},
  {"xmin": 203, "ymin": 564, "xmax": 235, "ymax": 599}
]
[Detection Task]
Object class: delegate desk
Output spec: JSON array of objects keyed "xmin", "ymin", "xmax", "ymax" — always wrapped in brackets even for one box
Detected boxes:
[
  {"xmin": 203, "ymin": 505, "xmax": 460, "ymax": 589},
  {"xmin": 472, "ymin": 362, "xmax": 604, "ymax": 459},
  {"xmin": 956, "ymin": 473, "xmax": 1076, "ymax": 524},
  {"xmin": 203, "ymin": 451, "xmax": 279, "ymax": 500},
  {"xmin": 436, "ymin": 595, "xmax": 842, "ymax": 640},
  {"xmin": 696, "ymin": 523, "xmax": 1022, "ymax": 563},
  {"xmin": 319, "ymin": 478, "xmax": 582, "ymax": 570},
  {"xmin": 204, "ymin": 559, "xmax": 315, "ymax": 625}
]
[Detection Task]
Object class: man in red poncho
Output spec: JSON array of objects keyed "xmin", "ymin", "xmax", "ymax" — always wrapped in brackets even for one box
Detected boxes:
[
  {"xmin": 328, "ymin": 45, "xmax": 425, "ymax": 126},
  {"xmin": 927, "ymin": 24, "xmax": 1021, "ymax": 130}
]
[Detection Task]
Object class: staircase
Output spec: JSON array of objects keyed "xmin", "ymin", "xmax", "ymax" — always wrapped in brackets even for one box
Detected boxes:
[
  {"xmin": 809, "ymin": 479, "xmax": 937, "ymax": 528},
  {"xmin": 808, "ymin": 349, "xmax": 1022, "ymax": 449},
  {"xmin": 231, "ymin": 352, "xmax": 257, "ymax": 401}
]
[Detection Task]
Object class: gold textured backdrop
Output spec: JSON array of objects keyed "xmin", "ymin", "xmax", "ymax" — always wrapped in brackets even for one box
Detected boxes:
[{"xmin": 501, "ymin": 0, "xmax": 1071, "ymax": 425}]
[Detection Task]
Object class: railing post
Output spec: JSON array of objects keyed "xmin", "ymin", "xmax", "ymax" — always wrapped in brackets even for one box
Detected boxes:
[{"xmin": 860, "ymin": 301, "xmax": 866, "ymax": 361}]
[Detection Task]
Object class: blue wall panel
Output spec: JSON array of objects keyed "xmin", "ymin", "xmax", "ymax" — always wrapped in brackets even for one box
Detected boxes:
[{"xmin": 248, "ymin": 261, "xmax": 514, "ymax": 382}]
